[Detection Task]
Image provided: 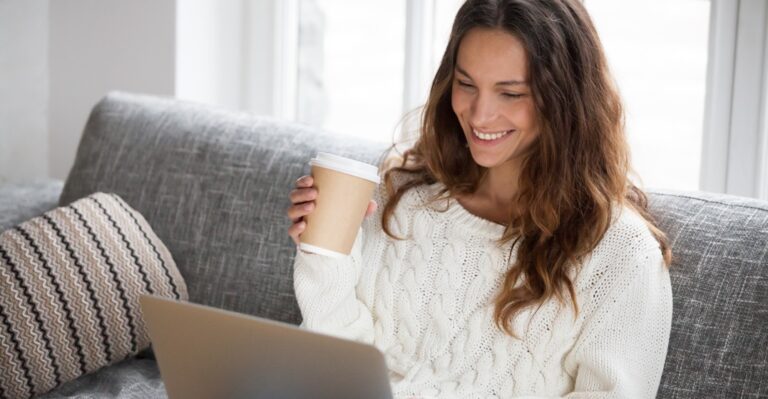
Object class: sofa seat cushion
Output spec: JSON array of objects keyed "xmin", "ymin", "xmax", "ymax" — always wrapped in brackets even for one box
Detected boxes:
[
  {"xmin": 38, "ymin": 354, "xmax": 165, "ymax": 399},
  {"xmin": 0, "ymin": 180, "xmax": 63, "ymax": 234}
]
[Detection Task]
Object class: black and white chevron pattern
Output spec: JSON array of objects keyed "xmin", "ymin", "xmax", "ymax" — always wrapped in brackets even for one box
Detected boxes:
[{"xmin": 0, "ymin": 193, "xmax": 188, "ymax": 399}]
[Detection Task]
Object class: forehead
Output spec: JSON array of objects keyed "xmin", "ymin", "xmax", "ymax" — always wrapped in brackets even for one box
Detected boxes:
[{"xmin": 455, "ymin": 28, "xmax": 528, "ymax": 80}]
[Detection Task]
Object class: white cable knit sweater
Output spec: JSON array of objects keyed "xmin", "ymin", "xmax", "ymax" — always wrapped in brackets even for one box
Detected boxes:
[{"xmin": 293, "ymin": 181, "xmax": 672, "ymax": 398}]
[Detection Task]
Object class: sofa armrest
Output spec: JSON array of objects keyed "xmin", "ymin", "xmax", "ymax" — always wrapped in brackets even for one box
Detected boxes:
[{"xmin": 0, "ymin": 179, "xmax": 64, "ymax": 233}]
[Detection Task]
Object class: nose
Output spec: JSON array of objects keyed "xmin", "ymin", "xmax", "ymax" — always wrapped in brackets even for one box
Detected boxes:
[{"xmin": 469, "ymin": 91, "xmax": 499, "ymax": 128}]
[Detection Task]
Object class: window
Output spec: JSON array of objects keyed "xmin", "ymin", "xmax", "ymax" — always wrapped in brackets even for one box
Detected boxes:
[
  {"xmin": 296, "ymin": 0, "xmax": 465, "ymax": 143},
  {"xmin": 297, "ymin": 0, "xmax": 406, "ymax": 142},
  {"xmin": 584, "ymin": 0, "xmax": 711, "ymax": 191},
  {"xmin": 295, "ymin": 0, "xmax": 711, "ymax": 191}
]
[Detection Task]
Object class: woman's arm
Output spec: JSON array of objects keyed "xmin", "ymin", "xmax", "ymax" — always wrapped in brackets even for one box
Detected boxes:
[
  {"xmin": 517, "ymin": 247, "xmax": 673, "ymax": 399},
  {"xmin": 293, "ymin": 227, "xmax": 376, "ymax": 344},
  {"xmin": 287, "ymin": 173, "xmax": 380, "ymax": 343}
]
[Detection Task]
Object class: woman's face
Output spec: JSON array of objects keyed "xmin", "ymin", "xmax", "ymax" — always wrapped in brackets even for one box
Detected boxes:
[{"xmin": 451, "ymin": 28, "xmax": 540, "ymax": 170}]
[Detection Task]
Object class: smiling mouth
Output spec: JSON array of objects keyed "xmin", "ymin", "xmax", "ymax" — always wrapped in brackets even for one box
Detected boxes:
[{"xmin": 472, "ymin": 128, "xmax": 514, "ymax": 141}]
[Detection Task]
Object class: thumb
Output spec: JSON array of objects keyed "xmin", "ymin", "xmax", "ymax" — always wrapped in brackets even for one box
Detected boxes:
[{"xmin": 365, "ymin": 200, "xmax": 378, "ymax": 217}]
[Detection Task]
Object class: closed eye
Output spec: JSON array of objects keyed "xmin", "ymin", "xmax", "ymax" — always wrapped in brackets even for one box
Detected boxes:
[{"xmin": 502, "ymin": 93, "xmax": 523, "ymax": 99}]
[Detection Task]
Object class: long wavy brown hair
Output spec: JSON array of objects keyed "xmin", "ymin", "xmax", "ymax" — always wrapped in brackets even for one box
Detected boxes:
[{"xmin": 379, "ymin": 0, "xmax": 672, "ymax": 335}]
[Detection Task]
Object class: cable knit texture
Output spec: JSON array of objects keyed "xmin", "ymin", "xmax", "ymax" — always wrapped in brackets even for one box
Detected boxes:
[{"xmin": 293, "ymin": 180, "xmax": 672, "ymax": 399}]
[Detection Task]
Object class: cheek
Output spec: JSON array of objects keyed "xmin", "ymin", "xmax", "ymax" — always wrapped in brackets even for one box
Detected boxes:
[
  {"xmin": 451, "ymin": 88, "xmax": 469, "ymax": 118},
  {"xmin": 510, "ymin": 101, "xmax": 538, "ymax": 131}
]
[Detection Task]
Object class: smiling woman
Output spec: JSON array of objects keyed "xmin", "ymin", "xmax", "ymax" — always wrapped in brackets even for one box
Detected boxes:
[
  {"xmin": 288, "ymin": 0, "xmax": 674, "ymax": 397},
  {"xmin": 451, "ymin": 29, "xmax": 540, "ymax": 171}
]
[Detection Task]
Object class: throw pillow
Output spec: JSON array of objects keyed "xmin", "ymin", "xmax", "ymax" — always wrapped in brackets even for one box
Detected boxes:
[{"xmin": 0, "ymin": 192, "xmax": 188, "ymax": 399}]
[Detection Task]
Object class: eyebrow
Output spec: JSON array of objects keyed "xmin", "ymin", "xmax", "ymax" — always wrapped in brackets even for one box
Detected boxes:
[{"xmin": 455, "ymin": 65, "xmax": 527, "ymax": 86}]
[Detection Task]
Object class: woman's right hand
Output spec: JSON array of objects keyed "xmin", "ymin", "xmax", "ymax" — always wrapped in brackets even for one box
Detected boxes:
[{"xmin": 287, "ymin": 175, "xmax": 378, "ymax": 246}]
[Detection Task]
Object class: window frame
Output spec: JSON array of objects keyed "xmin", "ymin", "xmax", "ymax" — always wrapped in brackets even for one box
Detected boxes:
[
  {"xmin": 243, "ymin": 0, "xmax": 298, "ymax": 120},
  {"xmin": 701, "ymin": 0, "xmax": 768, "ymax": 199}
]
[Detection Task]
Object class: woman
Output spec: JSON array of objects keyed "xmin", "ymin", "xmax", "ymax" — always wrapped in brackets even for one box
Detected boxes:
[{"xmin": 287, "ymin": 0, "xmax": 672, "ymax": 397}]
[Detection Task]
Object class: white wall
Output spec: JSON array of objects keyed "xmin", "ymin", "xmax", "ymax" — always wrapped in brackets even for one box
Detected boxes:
[
  {"xmin": 48, "ymin": 0, "xmax": 176, "ymax": 179},
  {"xmin": 0, "ymin": 0, "xmax": 49, "ymax": 183},
  {"xmin": 2, "ymin": 0, "xmax": 280, "ymax": 183}
]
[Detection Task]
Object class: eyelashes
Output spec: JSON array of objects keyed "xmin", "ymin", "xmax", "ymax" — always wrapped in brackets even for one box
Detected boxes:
[{"xmin": 456, "ymin": 80, "xmax": 524, "ymax": 99}]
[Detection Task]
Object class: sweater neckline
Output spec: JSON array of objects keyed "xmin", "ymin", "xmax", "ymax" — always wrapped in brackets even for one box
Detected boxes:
[{"xmin": 421, "ymin": 183, "xmax": 508, "ymax": 238}]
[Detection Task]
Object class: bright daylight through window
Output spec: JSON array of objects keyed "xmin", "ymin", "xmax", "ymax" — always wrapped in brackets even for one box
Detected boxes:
[{"xmin": 297, "ymin": 0, "xmax": 711, "ymax": 191}]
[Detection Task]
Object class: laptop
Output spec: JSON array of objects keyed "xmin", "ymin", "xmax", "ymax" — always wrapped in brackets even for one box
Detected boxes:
[{"xmin": 139, "ymin": 295, "xmax": 393, "ymax": 399}]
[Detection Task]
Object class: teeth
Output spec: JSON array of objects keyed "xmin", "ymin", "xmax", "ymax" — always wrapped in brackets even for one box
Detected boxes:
[{"xmin": 473, "ymin": 129, "xmax": 511, "ymax": 141}]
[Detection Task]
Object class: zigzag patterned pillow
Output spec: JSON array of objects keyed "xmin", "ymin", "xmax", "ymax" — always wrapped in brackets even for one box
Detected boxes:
[{"xmin": 0, "ymin": 192, "xmax": 188, "ymax": 399}]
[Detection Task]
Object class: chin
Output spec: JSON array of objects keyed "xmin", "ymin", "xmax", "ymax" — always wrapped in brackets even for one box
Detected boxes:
[
  {"xmin": 467, "ymin": 146, "xmax": 522, "ymax": 171},
  {"xmin": 467, "ymin": 150, "xmax": 504, "ymax": 169}
]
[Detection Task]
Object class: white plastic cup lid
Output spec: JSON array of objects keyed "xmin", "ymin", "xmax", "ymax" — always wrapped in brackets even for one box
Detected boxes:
[{"xmin": 309, "ymin": 152, "xmax": 381, "ymax": 184}]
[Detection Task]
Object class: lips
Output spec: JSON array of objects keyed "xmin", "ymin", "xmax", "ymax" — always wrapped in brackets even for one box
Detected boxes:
[
  {"xmin": 470, "ymin": 127, "xmax": 515, "ymax": 145},
  {"xmin": 473, "ymin": 128, "xmax": 512, "ymax": 141}
]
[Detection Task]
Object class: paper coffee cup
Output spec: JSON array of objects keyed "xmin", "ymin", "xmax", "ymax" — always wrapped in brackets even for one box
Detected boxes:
[{"xmin": 299, "ymin": 153, "xmax": 381, "ymax": 258}]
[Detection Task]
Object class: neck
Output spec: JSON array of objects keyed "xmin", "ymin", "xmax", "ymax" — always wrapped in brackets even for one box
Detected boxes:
[
  {"xmin": 453, "ymin": 161, "xmax": 522, "ymax": 226},
  {"xmin": 475, "ymin": 162, "xmax": 520, "ymax": 207}
]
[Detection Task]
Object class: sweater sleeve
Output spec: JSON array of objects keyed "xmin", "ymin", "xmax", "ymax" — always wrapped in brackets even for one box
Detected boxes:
[
  {"xmin": 292, "ymin": 173, "xmax": 398, "ymax": 345},
  {"xmin": 292, "ymin": 223, "xmax": 376, "ymax": 344},
  {"xmin": 515, "ymin": 247, "xmax": 673, "ymax": 399}
]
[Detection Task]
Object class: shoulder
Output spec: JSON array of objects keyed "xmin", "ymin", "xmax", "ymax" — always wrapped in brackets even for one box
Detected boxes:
[
  {"xmin": 363, "ymin": 170, "xmax": 430, "ymax": 234},
  {"xmin": 375, "ymin": 169, "xmax": 437, "ymax": 210},
  {"xmin": 596, "ymin": 204, "xmax": 663, "ymax": 259},
  {"xmin": 574, "ymin": 204, "xmax": 667, "ymax": 293}
]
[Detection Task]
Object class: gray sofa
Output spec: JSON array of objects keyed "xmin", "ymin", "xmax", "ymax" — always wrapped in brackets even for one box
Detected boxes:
[{"xmin": 1, "ymin": 92, "xmax": 766, "ymax": 398}]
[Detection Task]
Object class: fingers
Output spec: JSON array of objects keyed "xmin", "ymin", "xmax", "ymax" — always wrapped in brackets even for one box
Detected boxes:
[
  {"xmin": 288, "ymin": 220, "xmax": 306, "ymax": 246},
  {"xmin": 296, "ymin": 175, "xmax": 313, "ymax": 188},
  {"xmin": 287, "ymin": 175, "xmax": 315, "ymax": 245},
  {"xmin": 289, "ymin": 187, "xmax": 317, "ymax": 205},
  {"xmin": 287, "ymin": 175, "xmax": 317, "ymax": 223},
  {"xmin": 286, "ymin": 201, "xmax": 315, "ymax": 223}
]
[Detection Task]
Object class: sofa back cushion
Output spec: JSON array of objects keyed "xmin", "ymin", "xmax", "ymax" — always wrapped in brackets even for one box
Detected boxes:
[
  {"xmin": 60, "ymin": 92, "xmax": 389, "ymax": 324},
  {"xmin": 648, "ymin": 191, "xmax": 768, "ymax": 398}
]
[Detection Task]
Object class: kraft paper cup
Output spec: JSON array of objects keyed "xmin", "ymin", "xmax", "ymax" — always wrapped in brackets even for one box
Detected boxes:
[{"xmin": 299, "ymin": 153, "xmax": 381, "ymax": 258}]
